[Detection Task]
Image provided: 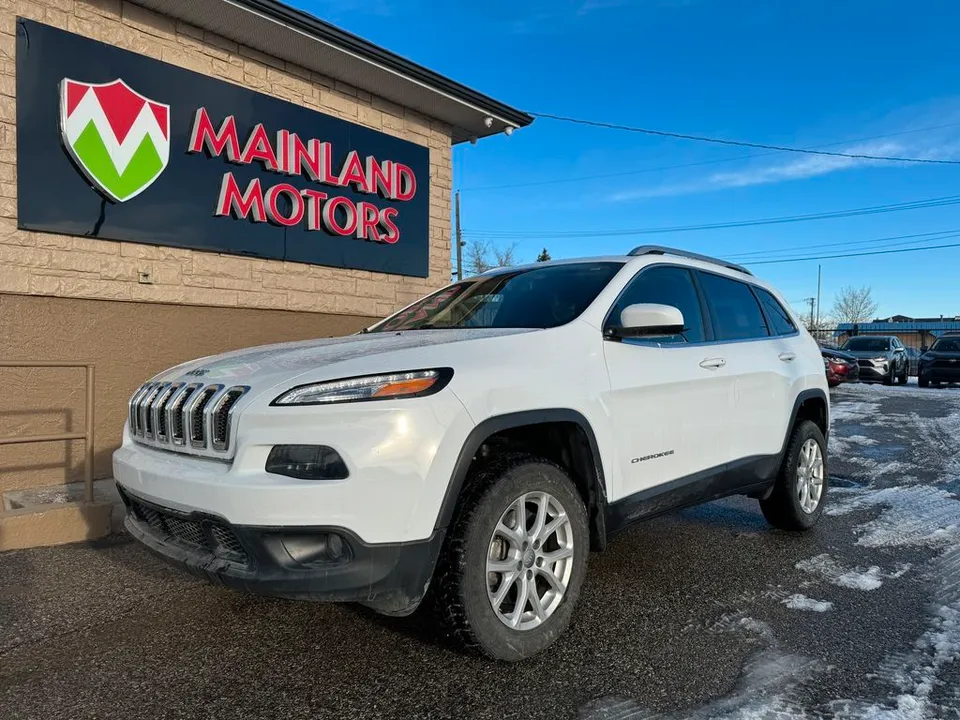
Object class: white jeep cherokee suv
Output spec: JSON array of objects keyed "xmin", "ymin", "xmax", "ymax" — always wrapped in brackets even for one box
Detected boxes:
[{"xmin": 114, "ymin": 245, "xmax": 829, "ymax": 661}]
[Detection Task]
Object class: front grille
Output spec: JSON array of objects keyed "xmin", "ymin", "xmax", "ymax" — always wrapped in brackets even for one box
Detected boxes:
[
  {"xmin": 127, "ymin": 497, "xmax": 248, "ymax": 564},
  {"xmin": 128, "ymin": 382, "xmax": 249, "ymax": 455},
  {"xmin": 933, "ymin": 359, "xmax": 960, "ymax": 369}
]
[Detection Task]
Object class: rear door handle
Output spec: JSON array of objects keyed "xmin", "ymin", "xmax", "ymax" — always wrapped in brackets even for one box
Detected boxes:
[
  {"xmin": 779, "ymin": 352, "xmax": 796, "ymax": 362},
  {"xmin": 700, "ymin": 357, "xmax": 726, "ymax": 369}
]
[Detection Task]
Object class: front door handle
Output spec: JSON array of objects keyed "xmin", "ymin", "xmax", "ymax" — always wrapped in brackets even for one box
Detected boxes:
[
  {"xmin": 700, "ymin": 357, "xmax": 726, "ymax": 369},
  {"xmin": 779, "ymin": 352, "xmax": 796, "ymax": 362}
]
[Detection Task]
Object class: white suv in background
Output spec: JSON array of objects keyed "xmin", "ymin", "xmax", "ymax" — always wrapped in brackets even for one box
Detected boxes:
[{"xmin": 114, "ymin": 245, "xmax": 829, "ymax": 661}]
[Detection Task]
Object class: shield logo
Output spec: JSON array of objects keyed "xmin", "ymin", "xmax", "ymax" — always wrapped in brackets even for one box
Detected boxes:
[{"xmin": 59, "ymin": 78, "xmax": 170, "ymax": 203}]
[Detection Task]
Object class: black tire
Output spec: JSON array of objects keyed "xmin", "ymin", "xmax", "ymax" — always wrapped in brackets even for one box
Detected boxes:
[
  {"xmin": 898, "ymin": 365, "xmax": 908, "ymax": 384},
  {"xmin": 431, "ymin": 455, "xmax": 589, "ymax": 661},
  {"xmin": 919, "ymin": 375, "xmax": 930, "ymax": 388},
  {"xmin": 883, "ymin": 366, "xmax": 894, "ymax": 385},
  {"xmin": 759, "ymin": 420, "xmax": 828, "ymax": 531}
]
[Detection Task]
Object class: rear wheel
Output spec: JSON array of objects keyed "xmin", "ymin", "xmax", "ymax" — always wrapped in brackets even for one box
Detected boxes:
[
  {"xmin": 760, "ymin": 420, "xmax": 827, "ymax": 531},
  {"xmin": 919, "ymin": 375, "xmax": 930, "ymax": 388},
  {"xmin": 431, "ymin": 455, "xmax": 589, "ymax": 661}
]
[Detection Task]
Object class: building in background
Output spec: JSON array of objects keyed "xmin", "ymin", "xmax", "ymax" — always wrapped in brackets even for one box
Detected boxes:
[
  {"xmin": 835, "ymin": 317, "xmax": 960, "ymax": 349},
  {"xmin": 0, "ymin": 0, "xmax": 530, "ymax": 544}
]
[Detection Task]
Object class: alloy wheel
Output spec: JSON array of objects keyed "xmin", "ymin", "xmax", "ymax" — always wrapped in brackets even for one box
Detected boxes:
[
  {"xmin": 796, "ymin": 438, "xmax": 824, "ymax": 514},
  {"xmin": 486, "ymin": 492, "xmax": 574, "ymax": 631}
]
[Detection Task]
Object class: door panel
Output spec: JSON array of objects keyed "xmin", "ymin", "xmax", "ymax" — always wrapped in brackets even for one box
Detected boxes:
[
  {"xmin": 603, "ymin": 340, "xmax": 735, "ymax": 499},
  {"xmin": 601, "ymin": 265, "xmax": 734, "ymax": 500}
]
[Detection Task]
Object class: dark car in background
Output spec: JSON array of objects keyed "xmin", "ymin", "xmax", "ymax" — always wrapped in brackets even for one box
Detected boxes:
[
  {"xmin": 840, "ymin": 335, "xmax": 909, "ymax": 385},
  {"xmin": 822, "ymin": 347, "xmax": 860, "ymax": 387},
  {"xmin": 918, "ymin": 334, "xmax": 960, "ymax": 387},
  {"xmin": 905, "ymin": 346, "xmax": 921, "ymax": 376}
]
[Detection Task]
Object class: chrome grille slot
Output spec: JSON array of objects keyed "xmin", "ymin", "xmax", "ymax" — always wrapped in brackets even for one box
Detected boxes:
[
  {"xmin": 137, "ymin": 384, "xmax": 162, "ymax": 438},
  {"xmin": 210, "ymin": 386, "xmax": 248, "ymax": 451},
  {"xmin": 128, "ymin": 384, "xmax": 150, "ymax": 434},
  {"xmin": 168, "ymin": 383, "xmax": 200, "ymax": 445},
  {"xmin": 188, "ymin": 385, "xmax": 221, "ymax": 448},
  {"xmin": 151, "ymin": 383, "xmax": 180, "ymax": 441}
]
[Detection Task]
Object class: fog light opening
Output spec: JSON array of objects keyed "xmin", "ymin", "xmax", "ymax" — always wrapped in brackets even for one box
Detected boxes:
[{"xmin": 265, "ymin": 445, "xmax": 349, "ymax": 480}]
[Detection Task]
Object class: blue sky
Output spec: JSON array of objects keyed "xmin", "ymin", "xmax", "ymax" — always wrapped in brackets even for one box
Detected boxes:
[{"xmin": 296, "ymin": 0, "xmax": 959, "ymax": 320}]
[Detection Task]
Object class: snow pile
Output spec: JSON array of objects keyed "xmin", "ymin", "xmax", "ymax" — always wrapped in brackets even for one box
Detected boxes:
[{"xmin": 782, "ymin": 594, "xmax": 833, "ymax": 612}]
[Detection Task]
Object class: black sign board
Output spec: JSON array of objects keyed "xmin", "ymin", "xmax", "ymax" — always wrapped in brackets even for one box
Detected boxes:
[{"xmin": 15, "ymin": 19, "xmax": 430, "ymax": 278}]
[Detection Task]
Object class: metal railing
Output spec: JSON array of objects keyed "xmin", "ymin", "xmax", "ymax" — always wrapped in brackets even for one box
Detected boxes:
[{"xmin": 0, "ymin": 362, "xmax": 96, "ymax": 503}]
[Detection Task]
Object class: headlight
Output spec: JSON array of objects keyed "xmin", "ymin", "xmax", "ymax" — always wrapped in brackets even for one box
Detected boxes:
[
  {"xmin": 873, "ymin": 356, "xmax": 888, "ymax": 363},
  {"xmin": 272, "ymin": 368, "xmax": 453, "ymax": 406}
]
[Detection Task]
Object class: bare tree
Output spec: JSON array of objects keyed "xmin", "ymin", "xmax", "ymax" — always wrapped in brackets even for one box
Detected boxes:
[
  {"xmin": 464, "ymin": 239, "xmax": 517, "ymax": 276},
  {"xmin": 831, "ymin": 286, "xmax": 878, "ymax": 324},
  {"xmin": 465, "ymin": 239, "xmax": 492, "ymax": 276},
  {"xmin": 493, "ymin": 242, "xmax": 518, "ymax": 268}
]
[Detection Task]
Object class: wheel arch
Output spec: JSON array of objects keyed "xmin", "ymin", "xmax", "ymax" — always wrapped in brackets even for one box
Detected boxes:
[
  {"xmin": 783, "ymin": 388, "xmax": 829, "ymax": 452},
  {"xmin": 434, "ymin": 409, "xmax": 610, "ymax": 551}
]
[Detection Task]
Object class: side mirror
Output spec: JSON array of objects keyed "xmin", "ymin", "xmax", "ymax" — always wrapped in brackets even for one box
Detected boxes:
[
  {"xmin": 921, "ymin": 345, "xmax": 929, "ymax": 353},
  {"xmin": 612, "ymin": 303, "xmax": 685, "ymax": 339}
]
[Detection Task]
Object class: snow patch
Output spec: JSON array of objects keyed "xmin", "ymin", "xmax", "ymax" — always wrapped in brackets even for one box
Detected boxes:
[
  {"xmin": 827, "ymin": 485, "xmax": 960, "ymax": 549},
  {"xmin": 795, "ymin": 553, "xmax": 906, "ymax": 591},
  {"xmin": 782, "ymin": 594, "xmax": 834, "ymax": 612}
]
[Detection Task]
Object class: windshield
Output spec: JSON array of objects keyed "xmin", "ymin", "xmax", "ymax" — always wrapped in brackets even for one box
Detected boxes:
[
  {"xmin": 842, "ymin": 337, "xmax": 891, "ymax": 352},
  {"xmin": 931, "ymin": 338, "xmax": 960, "ymax": 352},
  {"xmin": 370, "ymin": 262, "xmax": 623, "ymax": 332}
]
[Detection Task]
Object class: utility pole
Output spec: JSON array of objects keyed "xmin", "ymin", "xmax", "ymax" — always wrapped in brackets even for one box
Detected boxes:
[
  {"xmin": 806, "ymin": 297, "xmax": 816, "ymax": 332},
  {"xmin": 815, "ymin": 264, "xmax": 822, "ymax": 327},
  {"xmin": 454, "ymin": 190, "xmax": 463, "ymax": 282}
]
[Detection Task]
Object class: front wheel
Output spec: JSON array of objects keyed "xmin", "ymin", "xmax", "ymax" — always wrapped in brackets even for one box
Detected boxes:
[
  {"xmin": 883, "ymin": 367, "xmax": 894, "ymax": 385},
  {"xmin": 432, "ymin": 456, "xmax": 589, "ymax": 661},
  {"xmin": 898, "ymin": 364, "xmax": 908, "ymax": 384},
  {"xmin": 760, "ymin": 420, "xmax": 827, "ymax": 531}
]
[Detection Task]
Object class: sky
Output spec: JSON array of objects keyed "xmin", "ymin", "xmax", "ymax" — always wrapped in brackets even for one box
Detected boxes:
[{"xmin": 295, "ymin": 0, "xmax": 960, "ymax": 320}]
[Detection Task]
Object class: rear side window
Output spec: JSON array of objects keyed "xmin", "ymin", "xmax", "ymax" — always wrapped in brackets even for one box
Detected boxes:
[
  {"xmin": 698, "ymin": 272, "xmax": 770, "ymax": 341},
  {"xmin": 754, "ymin": 287, "xmax": 797, "ymax": 336},
  {"xmin": 607, "ymin": 266, "xmax": 706, "ymax": 343}
]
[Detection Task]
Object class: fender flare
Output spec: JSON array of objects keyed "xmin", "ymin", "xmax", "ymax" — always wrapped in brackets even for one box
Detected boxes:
[{"xmin": 433, "ymin": 409, "xmax": 608, "ymax": 545}]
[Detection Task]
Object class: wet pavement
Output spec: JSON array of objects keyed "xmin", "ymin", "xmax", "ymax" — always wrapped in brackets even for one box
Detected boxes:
[{"xmin": 2, "ymin": 381, "xmax": 960, "ymax": 719}]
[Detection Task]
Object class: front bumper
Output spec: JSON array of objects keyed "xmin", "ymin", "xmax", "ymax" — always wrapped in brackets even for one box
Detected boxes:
[
  {"xmin": 118, "ymin": 486, "xmax": 442, "ymax": 614},
  {"xmin": 920, "ymin": 362, "xmax": 960, "ymax": 383},
  {"xmin": 856, "ymin": 360, "xmax": 890, "ymax": 380}
]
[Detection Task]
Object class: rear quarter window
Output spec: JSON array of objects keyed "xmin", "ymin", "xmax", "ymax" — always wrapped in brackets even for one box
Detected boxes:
[{"xmin": 754, "ymin": 287, "xmax": 797, "ymax": 336}]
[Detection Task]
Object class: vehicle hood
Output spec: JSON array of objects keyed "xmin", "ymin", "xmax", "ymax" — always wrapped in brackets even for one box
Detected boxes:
[
  {"xmin": 924, "ymin": 350, "xmax": 960, "ymax": 359},
  {"xmin": 150, "ymin": 328, "xmax": 535, "ymax": 390},
  {"xmin": 842, "ymin": 349, "xmax": 893, "ymax": 360},
  {"xmin": 822, "ymin": 348, "xmax": 858, "ymax": 363}
]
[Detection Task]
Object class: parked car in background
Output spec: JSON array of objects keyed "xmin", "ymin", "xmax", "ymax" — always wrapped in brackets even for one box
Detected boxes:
[
  {"xmin": 918, "ymin": 334, "xmax": 960, "ymax": 387},
  {"xmin": 905, "ymin": 346, "xmax": 921, "ymax": 376},
  {"xmin": 840, "ymin": 335, "xmax": 909, "ymax": 385},
  {"xmin": 822, "ymin": 347, "xmax": 860, "ymax": 387}
]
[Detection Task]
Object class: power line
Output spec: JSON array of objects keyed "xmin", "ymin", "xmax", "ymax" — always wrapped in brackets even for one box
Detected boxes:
[
  {"xmin": 724, "ymin": 228, "xmax": 960, "ymax": 259},
  {"xmin": 460, "ymin": 121, "xmax": 960, "ymax": 192},
  {"xmin": 463, "ymin": 194, "xmax": 960, "ymax": 240},
  {"xmin": 530, "ymin": 112, "xmax": 960, "ymax": 166},
  {"xmin": 744, "ymin": 238, "xmax": 960, "ymax": 266}
]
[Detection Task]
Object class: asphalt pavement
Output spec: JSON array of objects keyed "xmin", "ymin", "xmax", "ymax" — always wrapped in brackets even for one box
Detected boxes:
[{"xmin": 2, "ymin": 380, "xmax": 959, "ymax": 719}]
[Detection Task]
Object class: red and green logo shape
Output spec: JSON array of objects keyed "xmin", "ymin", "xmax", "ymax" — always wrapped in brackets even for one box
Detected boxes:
[{"xmin": 59, "ymin": 79, "xmax": 170, "ymax": 202}]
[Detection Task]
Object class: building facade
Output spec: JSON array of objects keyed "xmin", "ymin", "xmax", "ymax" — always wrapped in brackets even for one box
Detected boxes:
[{"xmin": 0, "ymin": 0, "xmax": 530, "ymax": 498}]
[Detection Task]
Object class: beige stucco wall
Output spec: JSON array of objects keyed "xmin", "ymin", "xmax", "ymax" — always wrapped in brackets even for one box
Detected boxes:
[{"xmin": 0, "ymin": 0, "xmax": 454, "ymax": 316}]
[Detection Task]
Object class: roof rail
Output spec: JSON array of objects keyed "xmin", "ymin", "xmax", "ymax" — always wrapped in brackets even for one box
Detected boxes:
[{"xmin": 627, "ymin": 245, "xmax": 753, "ymax": 276}]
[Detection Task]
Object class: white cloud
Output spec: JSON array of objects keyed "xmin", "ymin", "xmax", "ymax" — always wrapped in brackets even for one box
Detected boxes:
[{"xmin": 609, "ymin": 132, "xmax": 960, "ymax": 202}]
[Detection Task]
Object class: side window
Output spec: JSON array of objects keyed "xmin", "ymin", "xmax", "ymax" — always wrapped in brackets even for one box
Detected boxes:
[
  {"xmin": 606, "ymin": 266, "xmax": 706, "ymax": 344},
  {"xmin": 698, "ymin": 272, "xmax": 770, "ymax": 341},
  {"xmin": 754, "ymin": 287, "xmax": 797, "ymax": 336}
]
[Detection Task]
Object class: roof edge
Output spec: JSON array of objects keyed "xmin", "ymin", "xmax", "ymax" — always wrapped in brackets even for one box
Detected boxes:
[{"xmin": 227, "ymin": 0, "xmax": 534, "ymax": 131}]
